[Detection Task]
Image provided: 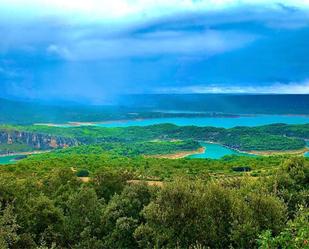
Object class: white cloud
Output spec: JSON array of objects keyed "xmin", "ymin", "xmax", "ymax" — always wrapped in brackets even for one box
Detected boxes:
[
  {"xmin": 45, "ymin": 30, "xmax": 258, "ymax": 60},
  {"xmin": 1, "ymin": 0, "xmax": 309, "ymax": 23},
  {"xmin": 157, "ymin": 80, "xmax": 309, "ymax": 94},
  {"xmin": 47, "ymin": 44, "xmax": 73, "ymax": 59}
]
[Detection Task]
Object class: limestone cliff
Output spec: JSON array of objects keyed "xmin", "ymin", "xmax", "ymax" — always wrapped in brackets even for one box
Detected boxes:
[{"xmin": 0, "ymin": 130, "xmax": 79, "ymax": 154}]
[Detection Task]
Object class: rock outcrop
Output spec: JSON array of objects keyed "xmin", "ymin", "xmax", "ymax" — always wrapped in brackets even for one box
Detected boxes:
[{"xmin": 0, "ymin": 130, "xmax": 79, "ymax": 154}]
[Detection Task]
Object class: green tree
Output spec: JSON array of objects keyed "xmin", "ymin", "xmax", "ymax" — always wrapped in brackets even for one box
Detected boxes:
[
  {"xmin": 92, "ymin": 169, "xmax": 132, "ymax": 201},
  {"xmin": 136, "ymin": 179, "xmax": 234, "ymax": 248},
  {"xmin": 0, "ymin": 204, "xmax": 19, "ymax": 249},
  {"xmin": 20, "ymin": 195, "xmax": 64, "ymax": 247},
  {"xmin": 270, "ymin": 157, "xmax": 309, "ymax": 216},
  {"xmin": 101, "ymin": 183, "xmax": 151, "ymax": 249},
  {"xmin": 63, "ymin": 187, "xmax": 104, "ymax": 247},
  {"xmin": 258, "ymin": 206, "xmax": 309, "ymax": 249}
]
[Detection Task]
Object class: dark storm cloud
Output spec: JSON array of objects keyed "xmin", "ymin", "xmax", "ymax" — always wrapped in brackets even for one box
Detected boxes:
[{"xmin": 0, "ymin": 1, "xmax": 309, "ymax": 102}]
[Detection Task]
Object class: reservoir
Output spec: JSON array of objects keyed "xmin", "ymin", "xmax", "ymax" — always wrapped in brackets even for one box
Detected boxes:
[
  {"xmin": 188, "ymin": 142, "xmax": 255, "ymax": 159},
  {"xmin": 95, "ymin": 115, "xmax": 309, "ymax": 128},
  {"xmin": 0, "ymin": 155, "xmax": 20, "ymax": 165}
]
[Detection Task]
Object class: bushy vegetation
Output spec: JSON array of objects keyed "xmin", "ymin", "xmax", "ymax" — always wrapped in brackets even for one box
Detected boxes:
[
  {"xmin": 0, "ymin": 122, "xmax": 308, "ymax": 248},
  {"xmin": 0, "ymin": 144, "xmax": 34, "ymax": 154},
  {"xmin": 4, "ymin": 150, "xmax": 294, "ymax": 179},
  {"xmin": 54, "ymin": 140, "xmax": 201, "ymax": 157},
  {"xmin": 258, "ymin": 206, "xmax": 309, "ymax": 248},
  {"xmin": 76, "ymin": 169, "xmax": 89, "ymax": 177},
  {"xmin": 1, "ymin": 123, "xmax": 308, "ymax": 154},
  {"xmin": 0, "ymin": 155, "xmax": 308, "ymax": 249}
]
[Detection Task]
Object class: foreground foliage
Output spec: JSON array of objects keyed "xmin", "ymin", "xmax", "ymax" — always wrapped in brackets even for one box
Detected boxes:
[{"xmin": 0, "ymin": 155, "xmax": 308, "ymax": 249}]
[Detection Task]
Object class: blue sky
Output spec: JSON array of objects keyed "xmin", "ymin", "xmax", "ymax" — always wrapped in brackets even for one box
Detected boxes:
[{"xmin": 0, "ymin": 0, "xmax": 309, "ymax": 103}]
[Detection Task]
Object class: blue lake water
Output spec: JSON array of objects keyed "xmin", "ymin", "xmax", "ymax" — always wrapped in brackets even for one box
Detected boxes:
[
  {"xmin": 305, "ymin": 142, "xmax": 309, "ymax": 158},
  {"xmin": 0, "ymin": 155, "xmax": 19, "ymax": 165},
  {"xmin": 189, "ymin": 141, "xmax": 309, "ymax": 159},
  {"xmin": 96, "ymin": 115, "xmax": 309, "ymax": 128},
  {"xmin": 31, "ymin": 116, "xmax": 309, "ymax": 160},
  {"xmin": 188, "ymin": 142, "xmax": 255, "ymax": 159}
]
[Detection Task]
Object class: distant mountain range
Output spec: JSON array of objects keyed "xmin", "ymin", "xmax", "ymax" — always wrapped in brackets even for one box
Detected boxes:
[
  {"xmin": 1, "ymin": 94, "xmax": 309, "ymax": 124},
  {"xmin": 0, "ymin": 98, "xmax": 126, "ymax": 124},
  {"xmin": 117, "ymin": 94, "xmax": 309, "ymax": 115}
]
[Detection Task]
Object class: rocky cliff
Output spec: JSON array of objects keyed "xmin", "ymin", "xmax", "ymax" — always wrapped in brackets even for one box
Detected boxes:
[{"xmin": 0, "ymin": 130, "xmax": 79, "ymax": 154}]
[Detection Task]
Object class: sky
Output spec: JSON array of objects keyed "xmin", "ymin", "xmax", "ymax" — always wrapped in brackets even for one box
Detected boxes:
[{"xmin": 0, "ymin": 0, "xmax": 309, "ymax": 103}]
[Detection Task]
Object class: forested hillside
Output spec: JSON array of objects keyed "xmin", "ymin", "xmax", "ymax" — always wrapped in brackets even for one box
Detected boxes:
[
  {"xmin": 0, "ymin": 152, "xmax": 308, "ymax": 248},
  {"xmin": 0, "ymin": 123, "xmax": 308, "ymax": 155}
]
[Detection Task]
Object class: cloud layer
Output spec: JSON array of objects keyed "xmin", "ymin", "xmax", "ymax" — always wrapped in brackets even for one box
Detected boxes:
[
  {"xmin": 157, "ymin": 80, "xmax": 309, "ymax": 94},
  {"xmin": 0, "ymin": 0, "xmax": 309, "ymax": 102},
  {"xmin": 1, "ymin": 0, "xmax": 309, "ymax": 22}
]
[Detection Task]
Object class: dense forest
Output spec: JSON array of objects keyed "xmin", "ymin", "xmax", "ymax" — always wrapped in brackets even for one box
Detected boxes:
[
  {"xmin": 0, "ymin": 121, "xmax": 308, "ymax": 249},
  {"xmin": 1, "ymin": 123, "xmax": 308, "ymax": 155},
  {"xmin": 0, "ymin": 151, "xmax": 308, "ymax": 248}
]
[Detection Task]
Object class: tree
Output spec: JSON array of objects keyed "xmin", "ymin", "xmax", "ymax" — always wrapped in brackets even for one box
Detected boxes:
[
  {"xmin": 63, "ymin": 187, "xmax": 104, "ymax": 247},
  {"xmin": 0, "ymin": 204, "xmax": 19, "ymax": 249},
  {"xmin": 136, "ymin": 179, "xmax": 234, "ymax": 248},
  {"xmin": 20, "ymin": 195, "xmax": 64, "ymax": 247},
  {"xmin": 270, "ymin": 157, "xmax": 309, "ymax": 216},
  {"xmin": 258, "ymin": 206, "xmax": 309, "ymax": 249},
  {"xmin": 91, "ymin": 169, "xmax": 132, "ymax": 201},
  {"xmin": 102, "ymin": 184, "xmax": 151, "ymax": 249},
  {"xmin": 76, "ymin": 169, "xmax": 89, "ymax": 177}
]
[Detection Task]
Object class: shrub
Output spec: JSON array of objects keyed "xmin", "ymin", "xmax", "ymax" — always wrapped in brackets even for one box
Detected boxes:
[{"xmin": 76, "ymin": 169, "xmax": 89, "ymax": 177}]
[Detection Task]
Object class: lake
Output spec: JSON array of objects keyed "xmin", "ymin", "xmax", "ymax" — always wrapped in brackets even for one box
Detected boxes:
[
  {"xmin": 96, "ymin": 115, "xmax": 309, "ymax": 128},
  {"xmin": 9, "ymin": 116, "xmax": 309, "ymax": 162},
  {"xmin": 188, "ymin": 141, "xmax": 309, "ymax": 160},
  {"xmin": 0, "ymin": 155, "xmax": 19, "ymax": 165},
  {"xmin": 305, "ymin": 142, "xmax": 309, "ymax": 158},
  {"xmin": 188, "ymin": 142, "xmax": 255, "ymax": 159}
]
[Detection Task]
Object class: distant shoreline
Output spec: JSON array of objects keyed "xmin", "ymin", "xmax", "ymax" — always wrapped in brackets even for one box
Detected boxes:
[
  {"xmin": 247, "ymin": 147, "xmax": 309, "ymax": 156},
  {"xmin": 33, "ymin": 113, "xmax": 309, "ymax": 128},
  {"xmin": 0, "ymin": 150, "xmax": 51, "ymax": 158},
  {"xmin": 196, "ymin": 141, "xmax": 309, "ymax": 157},
  {"xmin": 146, "ymin": 147, "xmax": 206, "ymax": 159},
  {"xmin": 216, "ymin": 143, "xmax": 309, "ymax": 157}
]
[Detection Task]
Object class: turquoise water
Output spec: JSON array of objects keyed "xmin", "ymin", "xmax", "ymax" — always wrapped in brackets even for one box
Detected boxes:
[
  {"xmin": 188, "ymin": 142, "xmax": 254, "ymax": 159},
  {"xmin": 189, "ymin": 141, "xmax": 309, "ymax": 159},
  {"xmin": 0, "ymin": 155, "xmax": 19, "ymax": 165},
  {"xmin": 96, "ymin": 115, "xmax": 309, "ymax": 128},
  {"xmin": 305, "ymin": 142, "xmax": 309, "ymax": 158}
]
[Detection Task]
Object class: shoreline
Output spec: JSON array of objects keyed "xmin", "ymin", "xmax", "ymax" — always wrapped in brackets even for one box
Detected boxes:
[
  {"xmin": 223, "ymin": 145, "xmax": 309, "ymax": 157},
  {"xmin": 33, "ymin": 114, "xmax": 309, "ymax": 128},
  {"xmin": 33, "ymin": 113, "xmax": 309, "ymax": 128},
  {"xmin": 146, "ymin": 147, "xmax": 206, "ymax": 159},
  {"xmin": 0, "ymin": 150, "xmax": 51, "ymax": 158},
  {"xmin": 197, "ymin": 141, "xmax": 309, "ymax": 157},
  {"xmin": 246, "ymin": 147, "xmax": 309, "ymax": 156}
]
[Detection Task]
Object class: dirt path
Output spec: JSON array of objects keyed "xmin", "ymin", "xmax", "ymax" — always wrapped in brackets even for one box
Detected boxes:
[{"xmin": 127, "ymin": 180, "xmax": 164, "ymax": 187}]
